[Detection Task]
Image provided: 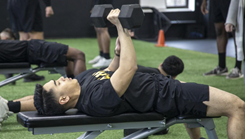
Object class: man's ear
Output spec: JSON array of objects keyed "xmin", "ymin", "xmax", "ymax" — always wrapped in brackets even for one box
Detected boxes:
[{"xmin": 59, "ymin": 96, "xmax": 70, "ymax": 105}]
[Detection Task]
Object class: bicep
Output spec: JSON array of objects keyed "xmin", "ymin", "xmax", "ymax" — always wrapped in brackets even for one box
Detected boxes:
[{"xmin": 110, "ymin": 68, "xmax": 135, "ymax": 97}]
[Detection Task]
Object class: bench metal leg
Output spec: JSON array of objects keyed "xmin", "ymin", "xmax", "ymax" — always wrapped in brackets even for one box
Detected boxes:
[
  {"xmin": 0, "ymin": 72, "xmax": 36, "ymax": 87},
  {"xmin": 198, "ymin": 118, "xmax": 218, "ymax": 139},
  {"xmin": 77, "ymin": 131, "xmax": 103, "ymax": 139},
  {"xmin": 123, "ymin": 127, "xmax": 167, "ymax": 139},
  {"xmin": 43, "ymin": 67, "xmax": 67, "ymax": 77}
]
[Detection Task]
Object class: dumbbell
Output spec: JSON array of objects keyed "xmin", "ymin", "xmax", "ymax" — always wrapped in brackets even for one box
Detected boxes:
[{"xmin": 90, "ymin": 4, "xmax": 145, "ymax": 29}]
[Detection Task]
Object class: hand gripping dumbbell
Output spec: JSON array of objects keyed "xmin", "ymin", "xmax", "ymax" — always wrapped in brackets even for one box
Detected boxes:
[{"xmin": 90, "ymin": 4, "xmax": 145, "ymax": 29}]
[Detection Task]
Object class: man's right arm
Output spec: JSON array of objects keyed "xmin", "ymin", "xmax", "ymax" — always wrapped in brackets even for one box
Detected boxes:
[
  {"xmin": 200, "ymin": 0, "xmax": 208, "ymax": 15},
  {"xmin": 107, "ymin": 9, "xmax": 138, "ymax": 97},
  {"xmin": 42, "ymin": 0, "xmax": 54, "ymax": 17}
]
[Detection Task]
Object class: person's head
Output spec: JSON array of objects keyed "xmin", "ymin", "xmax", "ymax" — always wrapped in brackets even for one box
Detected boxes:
[
  {"xmin": 158, "ymin": 55, "xmax": 184, "ymax": 78},
  {"xmin": 0, "ymin": 28, "xmax": 16, "ymax": 40},
  {"xmin": 34, "ymin": 77, "xmax": 81, "ymax": 115}
]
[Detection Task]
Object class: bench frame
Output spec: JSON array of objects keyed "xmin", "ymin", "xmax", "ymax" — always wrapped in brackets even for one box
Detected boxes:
[
  {"xmin": 0, "ymin": 62, "xmax": 66, "ymax": 87},
  {"xmin": 17, "ymin": 111, "xmax": 219, "ymax": 139}
]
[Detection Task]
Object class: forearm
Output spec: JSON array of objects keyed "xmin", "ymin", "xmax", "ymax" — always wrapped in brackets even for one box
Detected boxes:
[
  {"xmin": 116, "ymin": 25, "xmax": 137, "ymax": 71},
  {"xmin": 105, "ymin": 54, "xmax": 120, "ymax": 71}
]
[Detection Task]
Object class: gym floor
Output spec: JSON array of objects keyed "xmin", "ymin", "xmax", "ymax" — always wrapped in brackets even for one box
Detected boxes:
[{"xmin": 166, "ymin": 38, "xmax": 236, "ymax": 58}]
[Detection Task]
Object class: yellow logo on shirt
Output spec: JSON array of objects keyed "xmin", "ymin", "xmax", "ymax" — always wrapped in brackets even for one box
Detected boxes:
[{"xmin": 92, "ymin": 71, "xmax": 111, "ymax": 80}]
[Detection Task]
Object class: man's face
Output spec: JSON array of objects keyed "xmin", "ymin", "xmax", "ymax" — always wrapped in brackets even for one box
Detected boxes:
[{"xmin": 43, "ymin": 77, "xmax": 79, "ymax": 97}]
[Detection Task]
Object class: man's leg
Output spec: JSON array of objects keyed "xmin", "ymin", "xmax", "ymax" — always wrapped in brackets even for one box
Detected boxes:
[
  {"xmin": 88, "ymin": 27, "xmax": 104, "ymax": 64},
  {"xmin": 215, "ymin": 22, "xmax": 228, "ymax": 69},
  {"xmin": 19, "ymin": 32, "xmax": 30, "ymax": 41},
  {"xmin": 184, "ymin": 124, "xmax": 201, "ymax": 139},
  {"xmin": 29, "ymin": 31, "xmax": 44, "ymax": 40},
  {"xmin": 203, "ymin": 22, "xmax": 229, "ymax": 76},
  {"xmin": 204, "ymin": 86, "xmax": 245, "ymax": 138},
  {"xmin": 92, "ymin": 27, "xmax": 112, "ymax": 68},
  {"xmin": 65, "ymin": 47, "xmax": 86, "ymax": 76},
  {"xmin": 226, "ymin": 31, "xmax": 243, "ymax": 79}
]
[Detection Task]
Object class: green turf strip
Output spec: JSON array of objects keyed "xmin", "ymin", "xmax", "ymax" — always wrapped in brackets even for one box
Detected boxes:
[{"xmin": 0, "ymin": 38, "xmax": 244, "ymax": 139}]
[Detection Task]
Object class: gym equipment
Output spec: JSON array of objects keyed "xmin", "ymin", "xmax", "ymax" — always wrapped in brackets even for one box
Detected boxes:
[
  {"xmin": 17, "ymin": 110, "xmax": 219, "ymax": 139},
  {"xmin": 91, "ymin": 4, "xmax": 145, "ymax": 29},
  {"xmin": 0, "ymin": 62, "xmax": 66, "ymax": 87}
]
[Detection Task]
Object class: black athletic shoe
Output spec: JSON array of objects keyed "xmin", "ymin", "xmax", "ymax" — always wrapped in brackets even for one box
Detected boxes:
[
  {"xmin": 23, "ymin": 74, "xmax": 45, "ymax": 82},
  {"xmin": 4, "ymin": 74, "xmax": 16, "ymax": 85},
  {"xmin": 203, "ymin": 66, "xmax": 228, "ymax": 76}
]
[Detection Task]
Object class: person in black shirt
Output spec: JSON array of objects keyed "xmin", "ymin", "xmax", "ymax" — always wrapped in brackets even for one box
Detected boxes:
[
  {"xmin": 2, "ymin": 9, "xmax": 245, "ymax": 138},
  {"xmin": 137, "ymin": 55, "xmax": 184, "ymax": 79},
  {"xmin": 88, "ymin": 0, "xmax": 113, "ymax": 68},
  {"xmin": 0, "ymin": 39, "xmax": 86, "ymax": 77},
  {"xmin": 33, "ymin": 10, "xmax": 245, "ymax": 138}
]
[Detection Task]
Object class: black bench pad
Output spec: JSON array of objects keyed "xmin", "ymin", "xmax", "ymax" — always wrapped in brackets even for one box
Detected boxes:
[
  {"xmin": 0, "ymin": 62, "xmax": 30, "ymax": 68},
  {"xmin": 17, "ymin": 111, "xmax": 165, "ymax": 128}
]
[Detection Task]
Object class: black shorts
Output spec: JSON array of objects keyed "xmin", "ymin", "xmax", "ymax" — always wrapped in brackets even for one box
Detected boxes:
[
  {"xmin": 27, "ymin": 40, "xmax": 68, "ymax": 65},
  {"xmin": 155, "ymin": 80, "xmax": 209, "ymax": 118},
  {"xmin": 212, "ymin": 0, "xmax": 231, "ymax": 23},
  {"xmin": 7, "ymin": 0, "xmax": 43, "ymax": 32},
  {"xmin": 0, "ymin": 40, "xmax": 29, "ymax": 63}
]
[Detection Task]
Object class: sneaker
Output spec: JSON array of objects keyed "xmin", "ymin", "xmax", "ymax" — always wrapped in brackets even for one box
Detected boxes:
[
  {"xmin": 23, "ymin": 74, "xmax": 45, "ymax": 82},
  {"xmin": 226, "ymin": 67, "xmax": 244, "ymax": 79},
  {"xmin": 4, "ymin": 74, "xmax": 16, "ymax": 85},
  {"xmin": 203, "ymin": 66, "xmax": 228, "ymax": 76},
  {"xmin": 0, "ymin": 96, "xmax": 13, "ymax": 130},
  {"xmin": 92, "ymin": 58, "xmax": 112, "ymax": 68},
  {"xmin": 88, "ymin": 55, "xmax": 102, "ymax": 64}
]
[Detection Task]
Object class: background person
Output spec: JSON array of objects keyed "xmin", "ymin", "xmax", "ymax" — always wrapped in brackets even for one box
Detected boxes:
[
  {"xmin": 201, "ymin": 0, "xmax": 243, "ymax": 79},
  {"xmin": 225, "ymin": 0, "xmax": 245, "ymax": 82},
  {"xmin": 88, "ymin": 0, "xmax": 113, "ymax": 68}
]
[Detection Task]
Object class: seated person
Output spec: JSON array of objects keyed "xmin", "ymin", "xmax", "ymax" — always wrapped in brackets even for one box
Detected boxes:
[
  {"xmin": 0, "ymin": 38, "xmax": 86, "ymax": 79},
  {"xmin": 1, "ymin": 10, "xmax": 245, "ymax": 139},
  {"xmin": 0, "ymin": 28, "xmax": 16, "ymax": 40},
  {"xmin": 137, "ymin": 55, "xmax": 184, "ymax": 79},
  {"xmin": 0, "ymin": 28, "xmax": 45, "ymax": 82}
]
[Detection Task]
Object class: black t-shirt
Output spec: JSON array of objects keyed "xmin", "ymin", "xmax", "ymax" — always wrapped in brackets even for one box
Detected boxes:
[
  {"xmin": 0, "ymin": 40, "xmax": 29, "ymax": 63},
  {"xmin": 75, "ymin": 68, "xmax": 176, "ymax": 117},
  {"xmin": 137, "ymin": 65, "xmax": 160, "ymax": 74}
]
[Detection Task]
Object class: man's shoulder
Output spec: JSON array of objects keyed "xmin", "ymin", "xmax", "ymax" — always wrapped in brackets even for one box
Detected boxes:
[{"xmin": 137, "ymin": 65, "xmax": 160, "ymax": 74}]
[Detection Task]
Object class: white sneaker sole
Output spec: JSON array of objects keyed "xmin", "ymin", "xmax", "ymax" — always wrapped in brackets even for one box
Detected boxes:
[{"xmin": 226, "ymin": 74, "xmax": 244, "ymax": 79}]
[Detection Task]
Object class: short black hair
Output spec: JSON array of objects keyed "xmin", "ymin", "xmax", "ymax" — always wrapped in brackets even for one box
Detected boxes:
[
  {"xmin": 161, "ymin": 55, "xmax": 184, "ymax": 77},
  {"xmin": 34, "ymin": 84, "xmax": 66, "ymax": 115},
  {"xmin": 1, "ymin": 28, "xmax": 16, "ymax": 40}
]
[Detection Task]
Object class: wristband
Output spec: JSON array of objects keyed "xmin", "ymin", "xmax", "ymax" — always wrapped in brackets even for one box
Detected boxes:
[{"xmin": 114, "ymin": 50, "xmax": 120, "ymax": 57}]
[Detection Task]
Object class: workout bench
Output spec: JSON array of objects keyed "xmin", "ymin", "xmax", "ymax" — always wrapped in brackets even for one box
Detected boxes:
[
  {"xmin": 17, "ymin": 109, "xmax": 219, "ymax": 139},
  {"xmin": 0, "ymin": 62, "xmax": 66, "ymax": 87}
]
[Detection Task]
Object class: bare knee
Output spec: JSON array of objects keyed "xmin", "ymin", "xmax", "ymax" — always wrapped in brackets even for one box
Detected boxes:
[
  {"xmin": 75, "ymin": 51, "xmax": 85, "ymax": 61},
  {"xmin": 214, "ymin": 23, "xmax": 225, "ymax": 37},
  {"xmin": 95, "ymin": 27, "xmax": 108, "ymax": 34},
  {"xmin": 229, "ymin": 97, "xmax": 245, "ymax": 117}
]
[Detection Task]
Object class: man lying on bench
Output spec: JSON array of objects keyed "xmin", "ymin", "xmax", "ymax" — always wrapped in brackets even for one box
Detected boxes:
[
  {"xmin": 0, "ymin": 35, "xmax": 86, "ymax": 79},
  {"xmin": 2, "ymin": 9, "xmax": 245, "ymax": 139}
]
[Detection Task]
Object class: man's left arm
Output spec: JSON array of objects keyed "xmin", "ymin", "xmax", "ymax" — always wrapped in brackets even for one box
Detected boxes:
[{"xmin": 104, "ymin": 38, "xmax": 121, "ymax": 72}]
